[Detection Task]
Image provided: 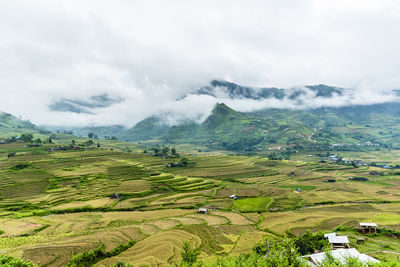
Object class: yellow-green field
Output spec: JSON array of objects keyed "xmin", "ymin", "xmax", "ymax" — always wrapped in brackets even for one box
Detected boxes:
[{"xmin": 0, "ymin": 142, "xmax": 399, "ymax": 266}]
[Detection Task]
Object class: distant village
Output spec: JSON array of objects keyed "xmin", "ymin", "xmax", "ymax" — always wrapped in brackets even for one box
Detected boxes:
[{"xmin": 325, "ymin": 154, "xmax": 399, "ymax": 170}]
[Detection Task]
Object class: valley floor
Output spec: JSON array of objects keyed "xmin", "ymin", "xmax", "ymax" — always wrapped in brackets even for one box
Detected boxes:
[{"xmin": 0, "ymin": 142, "xmax": 399, "ymax": 266}]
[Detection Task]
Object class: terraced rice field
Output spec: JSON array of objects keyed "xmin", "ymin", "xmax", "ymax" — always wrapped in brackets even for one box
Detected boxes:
[{"xmin": 0, "ymin": 143, "xmax": 399, "ymax": 265}]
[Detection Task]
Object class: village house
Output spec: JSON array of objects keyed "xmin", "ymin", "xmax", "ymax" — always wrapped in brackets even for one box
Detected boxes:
[
  {"xmin": 328, "ymin": 235, "xmax": 350, "ymax": 249},
  {"xmin": 323, "ymin": 233, "xmax": 336, "ymax": 238},
  {"xmin": 301, "ymin": 248, "xmax": 380, "ymax": 266},
  {"xmin": 198, "ymin": 207, "xmax": 208, "ymax": 214},
  {"xmin": 360, "ymin": 222, "xmax": 378, "ymax": 234}
]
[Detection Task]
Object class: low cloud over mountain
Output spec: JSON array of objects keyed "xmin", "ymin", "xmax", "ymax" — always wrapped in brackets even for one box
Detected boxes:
[{"xmin": 2, "ymin": 1, "xmax": 400, "ymax": 127}]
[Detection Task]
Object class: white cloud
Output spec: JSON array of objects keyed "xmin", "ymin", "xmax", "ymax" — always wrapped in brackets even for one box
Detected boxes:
[{"xmin": 1, "ymin": 0, "xmax": 400, "ymax": 127}]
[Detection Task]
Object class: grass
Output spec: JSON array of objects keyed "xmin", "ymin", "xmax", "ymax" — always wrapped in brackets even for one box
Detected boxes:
[{"xmin": 232, "ymin": 197, "xmax": 273, "ymax": 212}]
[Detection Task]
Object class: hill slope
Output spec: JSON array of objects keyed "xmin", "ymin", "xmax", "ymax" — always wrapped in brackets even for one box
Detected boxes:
[
  {"xmin": 121, "ymin": 102, "xmax": 400, "ymax": 151},
  {"xmin": 0, "ymin": 112, "xmax": 51, "ymax": 138}
]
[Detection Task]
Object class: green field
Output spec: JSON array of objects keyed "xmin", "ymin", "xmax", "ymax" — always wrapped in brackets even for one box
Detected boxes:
[
  {"xmin": 0, "ymin": 140, "xmax": 399, "ymax": 266},
  {"xmin": 232, "ymin": 197, "xmax": 273, "ymax": 212}
]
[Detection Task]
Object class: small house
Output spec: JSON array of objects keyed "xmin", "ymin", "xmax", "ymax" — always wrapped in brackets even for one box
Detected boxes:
[
  {"xmin": 323, "ymin": 233, "xmax": 336, "ymax": 238},
  {"xmin": 111, "ymin": 193, "xmax": 120, "ymax": 200},
  {"xmin": 301, "ymin": 248, "xmax": 380, "ymax": 266},
  {"xmin": 198, "ymin": 207, "xmax": 208, "ymax": 214},
  {"xmin": 347, "ymin": 177, "xmax": 368, "ymax": 181},
  {"xmin": 360, "ymin": 222, "xmax": 378, "ymax": 233},
  {"xmin": 328, "ymin": 235, "xmax": 349, "ymax": 249},
  {"xmin": 229, "ymin": 195, "xmax": 238, "ymax": 200}
]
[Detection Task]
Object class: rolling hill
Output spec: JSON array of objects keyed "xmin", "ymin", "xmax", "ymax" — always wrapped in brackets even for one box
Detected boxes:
[
  {"xmin": 0, "ymin": 112, "xmax": 51, "ymax": 138},
  {"xmin": 121, "ymin": 101, "xmax": 400, "ymax": 152}
]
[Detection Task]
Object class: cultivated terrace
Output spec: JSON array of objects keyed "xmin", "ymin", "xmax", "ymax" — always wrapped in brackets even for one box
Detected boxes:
[{"xmin": 0, "ymin": 141, "xmax": 399, "ymax": 266}]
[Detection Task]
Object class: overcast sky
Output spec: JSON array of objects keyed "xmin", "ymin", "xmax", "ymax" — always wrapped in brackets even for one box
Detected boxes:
[{"xmin": 1, "ymin": 0, "xmax": 400, "ymax": 127}]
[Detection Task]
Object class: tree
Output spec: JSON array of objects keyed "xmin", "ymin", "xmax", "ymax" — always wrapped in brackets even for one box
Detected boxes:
[
  {"xmin": 152, "ymin": 147, "xmax": 160, "ymax": 155},
  {"xmin": 97, "ymin": 142, "xmax": 100, "ymax": 148},
  {"xmin": 88, "ymin": 133, "xmax": 94, "ymax": 139},
  {"xmin": 262, "ymin": 238, "xmax": 302, "ymax": 266},
  {"xmin": 293, "ymin": 231, "xmax": 327, "ymax": 255},
  {"xmin": 162, "ymin": 146, "xmax": 170, "ymax": 156},
  {"xmin": 180, "ymin": 157, "xmax": 189, "ymax": 166},
  {"xmin": 48, "ymin": 136, "xmax": 53, "ymax": 144},
  {"xmin": 181, "ymin": 241, "xmax": 200, "ymax": 266},
  {"xmin": 71, "ymin": 140, "xmax": 76, "ymax": 145},
  {"xmin": 171, "ymin": 148, "xmax": 177, "ymax": 156},
  {"xmin": 0, "ymin": 254, "xmax": 36, "ymax": 267},
  {"xmin": 85, "ymin": 139, "xmax": 94, "ymax": 147},
  {"xmin": 20, "ymin": 133, "xmax": 34, "ymax": 143}
]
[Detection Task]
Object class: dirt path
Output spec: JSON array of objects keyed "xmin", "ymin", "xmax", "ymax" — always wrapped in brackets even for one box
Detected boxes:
[{"xmin": 308, "ymin": 128, "xmax": 317, "ymax": 143}]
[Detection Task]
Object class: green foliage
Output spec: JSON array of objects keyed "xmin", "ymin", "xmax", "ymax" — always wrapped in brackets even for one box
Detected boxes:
[
  {"xmin": 167, "ymin": 157, "xmax": 195, "ymax": 168},
  {"xmin": 0, "ymin": 255, "xmax": 37, "ymax": 267},
  {"xmin": 252, "ymin": 238, "xmax": 303, "ymax": 266},
  {"xmin": 365, "ymin": 227, "xmax": 400, "ymax": 239},
  {"xmin": 233, "ymin": 197, "xmax": 273, "ymax": 212},
  {"xmin": 293, "ymin": 231, "xmax": 328, "ymax": 255},
  {"xmin": 66, "ymin": 240, "xmax": 136, "ymax": 267},
  {"xmin": 181, "ymin": 241, "xmax": 201, "ymax": 266},
  {"xmin": 20, "ymin": 133, "xmax": 34, "ymax": 143},
  {"xmin": 9, "ymin": 163, "xmax": 30, "ymax": 171},
  {"xmin": 84, "ymin": 139, "xmax": 94, "ymax": 146}
]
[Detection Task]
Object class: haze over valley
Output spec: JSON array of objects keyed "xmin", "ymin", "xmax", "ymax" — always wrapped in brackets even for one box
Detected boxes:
[{"xmin": 1, "ymin": 1, "xmax": 400, "ymax": 266}]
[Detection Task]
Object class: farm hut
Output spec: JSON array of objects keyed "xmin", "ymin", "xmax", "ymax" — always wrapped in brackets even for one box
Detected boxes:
[
  {"xmin": 360, "ymin": 222, "xmax": 378, "ymax": 233},
  {"xmin": 111, "ymin": 193, "xmax": 120, "ymax": 200},
  {"xmin": 328, "ymin": 236, "xmax": 349, "ymax": 249},
  {"xmin": 347, "ymin": 177, "xmax": 368, "ymax": 181},
  {"xmin": 327, "ymin": 179, "xmax": 336, "ymax": 183},
  {"xmin": 323, "ymin": 233, "xmax": 336, "ymax": 238},
  {"xmin": 301, "ymin": 248, "xmax": 380, "ymax": 266},
  {"xmin": 229, "ymin": 194, "xmax": 238, "ymax": 200},
  {"xmin": 198, "ymin": 207, "xmax": 208, "ymax": 214}
]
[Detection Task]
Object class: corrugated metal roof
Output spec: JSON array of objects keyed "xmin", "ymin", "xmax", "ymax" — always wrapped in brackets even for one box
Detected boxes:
[
  {"xmin": 328, "ymin": 236, "xmax": 349, "ymax": 244},
  {"xmin": 301, "ymin": 248, "xmax": 380, "ymax": 266},
  {"xmin": 360, "ymin": 222, "xmax": 378, "ymax": 227},
  {"xmin": 324, "ymin": 233, "xmax": 336, "ymax": 238}
]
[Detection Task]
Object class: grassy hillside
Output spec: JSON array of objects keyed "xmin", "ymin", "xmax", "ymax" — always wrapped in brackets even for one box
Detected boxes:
[
  {"xmin": 0, "ymin": 112, "xmax": 52, "ymax": 138},
  {"xmin": 120, "ymin": 102, "xmax": 400, "ymax": 152}
]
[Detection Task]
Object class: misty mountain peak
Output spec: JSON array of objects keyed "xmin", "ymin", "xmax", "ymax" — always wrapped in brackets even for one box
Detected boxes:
[
  {"xmin": 192, "ymin": 80, "xmax": 345, "ymax": 101},
  {"xmin": 202, "ymin": 103, "xmax": 243, "ymax": 129},
  {"xmin": 49, "ymin": 93, "xmax": 124, "ymax": 114}
]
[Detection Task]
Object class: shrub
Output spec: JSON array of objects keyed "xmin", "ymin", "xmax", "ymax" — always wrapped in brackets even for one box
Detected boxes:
[
  {"xmin": 293, "ymin": 231, "xmax": 328, "ymax": 255},
  {"xmin": 181, "ymin": 241, "xmax": 201, "ymax": 266},
  {"xmin": 0, "ymin": 255, "xmax": 37, "ymax": 267}
]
